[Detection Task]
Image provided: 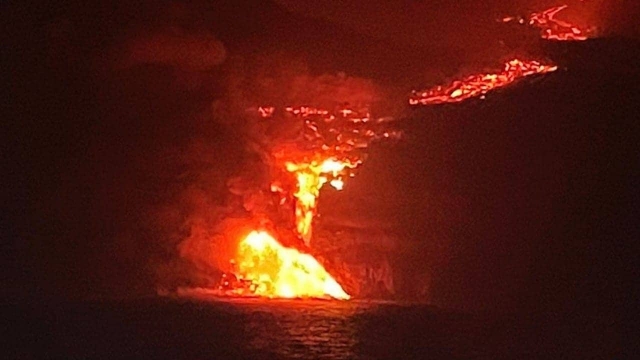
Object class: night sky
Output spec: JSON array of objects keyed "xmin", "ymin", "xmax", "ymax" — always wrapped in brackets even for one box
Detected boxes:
[{"xmin": 2, "ymin": 0, "xmax": 639, "ymax": 321}]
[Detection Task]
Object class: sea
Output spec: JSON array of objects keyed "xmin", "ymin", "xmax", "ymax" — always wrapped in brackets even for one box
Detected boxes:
[{"xmin": 4, "ymin": 296, "xmax": 623, "ymax": 359}]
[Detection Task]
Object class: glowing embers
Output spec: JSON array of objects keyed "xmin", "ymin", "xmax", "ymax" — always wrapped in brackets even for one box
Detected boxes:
[
  {"xmin": 502, "ymin": 5, "xmax": 595, "ymax": 41},
  {"xmin": 409, "ymin": 59, "xmax": 558, "ymax": 105},
  {"xmin": 224, "ymin": 230, "xmax": 350, "ymax": 300},
  {"xmin": 259, "ymin": 105, "xmax": 401, "ymax": 153},
  {"xmin": 283, "ymin": 158, "xmax": 361, "ymax": 246}
]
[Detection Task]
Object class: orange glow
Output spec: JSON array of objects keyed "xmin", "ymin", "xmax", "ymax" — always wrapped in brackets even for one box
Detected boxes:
[
  {"xmin": 530, "ymin": 5, "xmax": 591, "ymax": 40},
  {"xmin": 214, "ymin": 105, "xmax": 398, "ymax": 300},
  {"xmin": 258, "ymin": 106, "xmax": 275, "ymax": 118},
  {"xmin": 284, "ymin": 158, "xmax": 360, "ymax": 246},
  {"xmin": 228, "ymin": 230, "xmax": 350, "ymax": 299},
  {"xmin": 502, "ymin": 4, "xmax": 595, "ymax": 41},
  {"xmin": 410, "ymin": 58, "xmax": 558, "ymax": 105},
  {"xmin": 263, "ymin": 105, "xmax": 399, "ymax": 246}
]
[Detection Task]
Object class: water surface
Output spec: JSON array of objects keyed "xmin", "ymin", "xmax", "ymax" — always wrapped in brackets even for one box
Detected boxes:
[{"xmin": 5, "ymin": 297, "xmax": 619, "ymax": 359}]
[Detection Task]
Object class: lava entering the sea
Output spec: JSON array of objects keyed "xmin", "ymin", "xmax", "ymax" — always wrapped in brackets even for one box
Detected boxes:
[
  {"xmin": 218, "ymin": 104, "xmax": 399, "ymax": 299},
  {"xmin": 409, "ymin": 58, "xmax": 558, "ymax": 105},
  {"xmin": 220, "ymin": 230, "xmax": 350, "ymax": 299}
]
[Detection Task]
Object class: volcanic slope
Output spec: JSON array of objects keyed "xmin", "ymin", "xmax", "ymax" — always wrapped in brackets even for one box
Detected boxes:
[{"xmin": 374, "ymin": 38, "xmax": 640, "ymax": 313}]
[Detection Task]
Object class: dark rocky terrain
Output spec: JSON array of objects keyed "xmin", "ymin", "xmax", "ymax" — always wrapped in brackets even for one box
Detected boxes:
[{"xmin": 3, "ymin": 1, "xmax": 638, "ymax": 318}]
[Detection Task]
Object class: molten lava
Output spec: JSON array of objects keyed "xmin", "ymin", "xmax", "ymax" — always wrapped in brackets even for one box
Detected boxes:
[
  {"xmin": 226, "ymin": 230, "xmax": 350, "ymax": 299},
  {"xmin": 284, "ymin": 158, "xmax": 360, "ymax": 246},
  {"xmin": 216, "ymin": 105, "xmax": 398, "ymax": 299},
  {"xmin": 281, "ymin": 105, "xmax": 400, "ymax": 153},
  {"xmin": 410, "ymin": 58, "xmax": 558, "ymax": 105},
  {"xmin": 267, "ymin": 105, "xmax": 399, "ymax": 246},
  {"xmin": 502, "ymin": 4, "xmax": 594, "ymax": 41}
]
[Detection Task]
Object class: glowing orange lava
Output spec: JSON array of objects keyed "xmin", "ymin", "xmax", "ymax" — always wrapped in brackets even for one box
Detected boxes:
[
  {"xmin": 502, "ymin": 4, "xmax": 595, "ymax": 41},
  {"xmin": 226, "ymin": 230, "xmax": 350, "ymax": 299},
  {"xmin": 284, "ymin": 158, "xmax": 360, "ymax": 246},
  {"xmin": 266, "ymin": 105, "xmax": 398, "ymax": 246},
  {"xmin": 217, "ymin": 105, "xmax": 398, "ymax": 299},
  {"xmin": 410, "ymin": 58, "xmax": 558, "ymax": 105}
]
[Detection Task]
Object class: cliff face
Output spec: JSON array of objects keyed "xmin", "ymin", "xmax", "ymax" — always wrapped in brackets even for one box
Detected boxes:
[{"xmin": 313, "ymin": 225, "xmax": 396, "ymax": 298}]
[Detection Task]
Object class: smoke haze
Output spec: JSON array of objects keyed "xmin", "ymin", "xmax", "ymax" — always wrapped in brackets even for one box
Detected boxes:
[{"xmin": 2, "ymin": 0, "xmax": 638, "ymax": 317}]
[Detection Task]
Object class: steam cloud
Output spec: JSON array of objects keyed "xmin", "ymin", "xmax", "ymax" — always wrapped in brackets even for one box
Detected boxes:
[
  {"xmin": 153, "ymin": 52, "xmax": 387, "ymax": 291},
  {"xmin": 6, "ymin": 0, "xmax": 637, "ymax": 303}
]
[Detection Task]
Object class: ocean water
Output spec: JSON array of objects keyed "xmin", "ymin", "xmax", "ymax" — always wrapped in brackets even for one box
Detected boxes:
[{"xmin": 5, "ymin": 297, "xmax": 620, "ymax": 359}]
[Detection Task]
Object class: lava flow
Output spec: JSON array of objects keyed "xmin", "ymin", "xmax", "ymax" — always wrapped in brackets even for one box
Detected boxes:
[
  {"xmin": 217, "ymin": 104, "xmax": 399, "ymax": 300},
  {"xmin": 410, "ymin": 58, "xmax": 558, "ymax": 105},
  {"xmin": 284, "ymin": 157, "xmax": 360, "ymax": 245},
  {"xmin": 222, "ymin": 230, "xmax": 350, "ymax": 299},
  {"xmin": 270, "ymin": 105, "xmax": 399, "ymax": 246},
  {"xmin": 502, "ymin": 4, "xmax": 595, "ymax": 41}
]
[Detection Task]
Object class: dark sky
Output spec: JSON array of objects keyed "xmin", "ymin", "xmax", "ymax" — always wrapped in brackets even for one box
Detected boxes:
[{"xmin": 2, "ymin": 0, "xmax": 639, "ymax": 318}]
